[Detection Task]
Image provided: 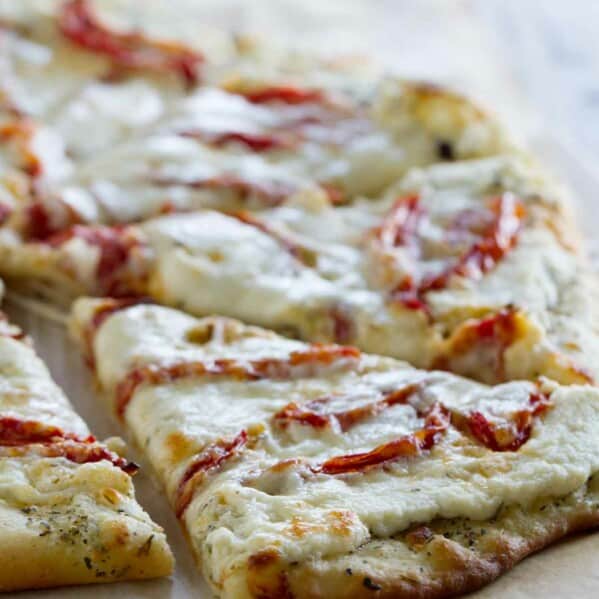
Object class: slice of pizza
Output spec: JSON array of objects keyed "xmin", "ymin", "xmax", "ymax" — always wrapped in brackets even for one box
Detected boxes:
[
  {"xmin": 70, "ymin": 297, "xmax": 599, "ymax": 599},
  {"xmin": 3, "ymin": 155, "xmax": 593, "ymax": 385},
  {"xmin": 0, "ymin": 304, "xmax": 173, "ymax": 590},
  {"xmin": 0, "ymin": 3, "xmax": 515, "ymax": 237}
]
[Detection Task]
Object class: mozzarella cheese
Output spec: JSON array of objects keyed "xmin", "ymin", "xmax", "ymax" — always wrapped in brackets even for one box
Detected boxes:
[{"xmin": 71, "ymin": 299, "xmax": 599, "ymax": 597}]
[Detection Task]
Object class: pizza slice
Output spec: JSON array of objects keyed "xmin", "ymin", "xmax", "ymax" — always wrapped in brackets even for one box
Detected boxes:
[
  {"xmin": 2, "ymin": 155, "xmax": 594, "ymax": 385},
  {"xmin": 0, "ymin": 3, "xmax": 515, "ymax": 237},
  {"xmin": 0, "ymin": 301, "xmax": 173, "ymax": 590},
  {"xmin": 70, "ymin": 297, "xmax": 599, "ymax": 599}
]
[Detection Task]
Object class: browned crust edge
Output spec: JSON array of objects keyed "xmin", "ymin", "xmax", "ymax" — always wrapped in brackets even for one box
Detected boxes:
[{"xmin": 276, "ymin": 483, "xmax": 599, "ymax": 599}]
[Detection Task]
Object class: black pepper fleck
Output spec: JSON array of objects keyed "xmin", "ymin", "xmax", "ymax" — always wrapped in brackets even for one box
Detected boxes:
[
  {"xmin": 363, "ymin": 577, "xmax": 381, "ymax": 591},
  {"xmin": 436, "ymin": 140, "xmax": 455, "ymax": 160}
]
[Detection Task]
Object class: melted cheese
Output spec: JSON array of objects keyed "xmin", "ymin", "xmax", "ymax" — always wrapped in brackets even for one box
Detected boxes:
[{"xmin": 71, "ymin": 299, "xmax": 599, "ymax": 596}]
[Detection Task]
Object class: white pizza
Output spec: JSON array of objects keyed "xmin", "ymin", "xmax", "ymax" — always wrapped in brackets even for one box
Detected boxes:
[{"xmin": 0, "ymin": 295, "xmax": 173, "ymax": 591}]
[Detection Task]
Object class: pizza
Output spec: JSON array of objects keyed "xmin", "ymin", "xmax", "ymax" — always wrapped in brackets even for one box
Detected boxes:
[
  {"xmin": 0, "ymin": 297, "xmax": 173, "ymax": 591},
  {"xmin": 2, "ymin": 155, "xmax": 595, "ymax": 386},
  {"xmin": 70, "ymin": 298, "xmax": 599, "ymax": 598},
  {"xmin": 1, "ymin": 0, "xmax": 598, "ymax": 597}
]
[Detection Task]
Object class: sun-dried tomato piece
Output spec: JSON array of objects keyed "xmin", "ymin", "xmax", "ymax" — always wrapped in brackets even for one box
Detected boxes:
[
  {"xmin": 313, "ymin": 402, "xmax": 450, "ymax": 475},
  {"xmin": 376, "ymin": 194, "xmax": 424, "ymax": 252},
  {"xmin": 175, "ymin": 430, "xmax": 248, "ymax": 517},
  {"xmin": 0, "ymin": 416, "xmax": 91, "ymax": 446},
  {"xmin": 59, "ymin": 0, "xmax": 203, "ymax": 85},
  {"xmin": 0, "ymin": 416, "xmax": 137, "ymax": 473},
  {"xmin": 23, "ymin": 200, "xmax": 81, "ymax": 241},
  {"xmin": 274, "ymin": 384, "xmax": 419, "ymax": 432},
  {"xmin": 434, "ymin": 307, "xmax": 522, "ymax": 383},
  {"xmin": 181, "ymin": 130, "xmax": 294, "ymax": 153},
  {"xmin": 463, "ymin": 391, "xmax": 552, "ymax": 451},
  {"xmin": 377, "ymin": 193, "xmax": 525, "ymax": 313},
  {"xmin": 237, "ymin": 86, "xmax": 326, "ymax": 106},
  {"xmin": 45, "ymin": 224, "xmax": 147, "ymax": 296}
]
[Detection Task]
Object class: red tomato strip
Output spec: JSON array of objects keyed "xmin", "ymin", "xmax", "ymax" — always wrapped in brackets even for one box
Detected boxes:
[
  {"xmin": 59, "ymin": 0, "xmax": 203, "ymax": 85},
  {"xmin": 379, "ymin": 193, "xmax": 525, "ymax": 311},
  {"xmin": 45, "ymin": 224, "xmax": 145, "ymax": 296},
  {"xmin": 0, "ymin": 416, "xmax": 90, "ymax": 445},
  {"xmin": 23, "ymin": 200, "xmax": 81, "ymax": 241},
  {"xmin": 181, "ymin": 130, "xmax": 294, "ymax": 153},
  {"xmin": 0, "ymin": 416, "xmax": 137, "ymax": 473},
  {"xmin": 377, "ymin": 194, "xmax": 424, "ymax": 252},
  {"xmin": 175, "ymin": 430, "xmax": 248, "ymax": 517},
  {"xmin": 237, "ymin": 86, "xmax": 327, "ymax": 105},
  {"xmin": 313, "ymin": 402, "xmax": 450, "ymax": 475},
  {"xmin": 274, "ymin": 384, "xmax": 419, "ymax": 432},
  {"xmin": 114, "ymin": 345, "xmax": 361, "ymax": 418},
  {"xmin": 462, "ymin": 391, "xmax": 552, "ymax": 451},
  {"xmin": 434, "ymin": 307, "xmax": 521, "ymax": 382}
]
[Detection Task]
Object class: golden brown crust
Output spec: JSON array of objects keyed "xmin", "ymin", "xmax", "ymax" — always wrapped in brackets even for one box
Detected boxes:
[
  {"xmin": 0, "ymin": 509, "xmax": 174, "ymax": 591},
  {"xmin": 279, "ymin": 480, "xmax": 599, "ymax": 599}
]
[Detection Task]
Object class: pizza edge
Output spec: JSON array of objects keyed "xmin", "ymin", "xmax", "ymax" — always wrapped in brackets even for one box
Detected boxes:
[
  {"xmin": 251, "ymin": 477, "xmax": 599, "ymax": 599},
  {"xmin": 0, "ymin": 480, "xmax": 175, "ymax": 592}
]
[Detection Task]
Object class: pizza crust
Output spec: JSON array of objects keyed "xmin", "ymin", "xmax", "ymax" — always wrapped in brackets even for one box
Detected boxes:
[
  {"xmin": 281, "ymin": 476, "xmax": 599, "ymax": 599},
  {"xmin": 0, "ymin": 458, "xmax": 174, "ymax": 592}
]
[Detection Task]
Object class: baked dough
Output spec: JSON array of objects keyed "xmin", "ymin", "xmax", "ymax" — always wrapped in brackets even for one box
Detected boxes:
[{"xmin": 0, "ymin": 305, "xmax": 173, "ymax": 591}]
